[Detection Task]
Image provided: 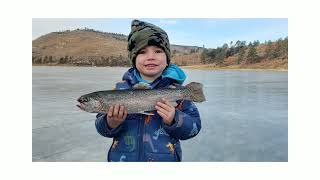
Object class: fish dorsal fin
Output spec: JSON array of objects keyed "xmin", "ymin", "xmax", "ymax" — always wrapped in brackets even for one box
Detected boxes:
[
  {"xmin": 167, "ymin": 83, "xmax": 184, "ymax": 90},
  {"xmin": 133, "ymin": 82, "xmax": 152, "ymax": 89},
  {"xmin": 167, "ymin": 85, "xmax": 177, "ymax": 89}
]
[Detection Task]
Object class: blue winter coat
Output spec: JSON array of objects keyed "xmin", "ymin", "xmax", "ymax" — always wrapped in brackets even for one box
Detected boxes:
[{"xmin": 95, "ymin": 65, "xmax": 202, "ymax": 162}]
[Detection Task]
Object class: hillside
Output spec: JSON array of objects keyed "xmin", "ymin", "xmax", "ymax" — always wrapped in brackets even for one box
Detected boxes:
[
  {"xmin": 32, "ymin": 29, "xmax": 287, "ymax": 70},
  {"xmin": 32, "ymin": 29, "xmax": 202, "ymax": 67},
  {"xmin": 32, "ymin": 29, "xmax": 129, "ymax": 66}
]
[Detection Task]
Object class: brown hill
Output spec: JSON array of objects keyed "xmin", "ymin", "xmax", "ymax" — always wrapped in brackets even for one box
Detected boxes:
[
  {"xmin": 32, "ymin": 29, "xmax": 202, "ymax": 66},
  {"xmin": 32, "ymin": 29, "xmax": 129, "ymax": 66}
]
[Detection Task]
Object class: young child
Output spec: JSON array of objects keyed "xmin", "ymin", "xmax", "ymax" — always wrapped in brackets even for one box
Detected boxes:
[{"xmin": 95, "ymin": 19, "xmax": 202, "ymax": 162}]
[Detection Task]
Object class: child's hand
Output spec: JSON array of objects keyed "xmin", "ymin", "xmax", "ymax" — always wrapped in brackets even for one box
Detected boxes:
[
  {"xmin": 105, "ymin": 104, "xmax": 128, "ymax": 129},
  {"xmin": 155, "ymin": 98, "xmax": 176, "ymax": 126}
]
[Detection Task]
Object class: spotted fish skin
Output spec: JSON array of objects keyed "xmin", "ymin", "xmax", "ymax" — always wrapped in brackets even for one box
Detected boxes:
[{"xmin": 77, "ymin": 82, "xmax": 205, "ymax": 114}]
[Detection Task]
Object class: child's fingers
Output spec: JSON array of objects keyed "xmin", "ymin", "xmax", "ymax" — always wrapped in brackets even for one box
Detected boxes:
[
  {"xmin": 118, "ymin": 105, "xmax": 125, "ymax": 119},
  {"xmin": 155, "ymin": 104, "xmax": 166, "ymax": 113},
  {"xmin": 123, "ymin": 110, "xmax": 128, "ymax": 120},
  {"xmin": 156, "ymin": 101, "xmax": 172, "ymax": 112},
  {"xmin": 113, "ymin": 104, "xmax": 120, "ymax": 117},
  {"xmin": 107, "ymin": 105, "xmax": 114, "ymax": 118},
  {"xmin": 157, "ymin": 110, "xmax": 168, "ymax": 120},
  {"xmin": 156, "ymin": 105, "xmax": 168, "ymax": 116}
]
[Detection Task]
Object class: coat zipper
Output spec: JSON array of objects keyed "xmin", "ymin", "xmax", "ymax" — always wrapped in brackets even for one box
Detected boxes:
[{"xmin": 138, "ymin": 115, "xmax": 144, "ymax": 161}]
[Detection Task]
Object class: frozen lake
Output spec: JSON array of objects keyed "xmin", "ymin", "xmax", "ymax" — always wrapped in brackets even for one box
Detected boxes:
[{"xmin": 32, "ymin": 66, "xmax": 288, "ymax": 161}]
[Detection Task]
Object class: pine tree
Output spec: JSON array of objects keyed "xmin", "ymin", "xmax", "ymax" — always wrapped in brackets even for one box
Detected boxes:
[
  {"xmin": 237, "ymin": 48, "xmax": 245, "ymax": 64},
  {"xmin": 247, "ymin": 46, "xmax": 259, "ymax": 63}
]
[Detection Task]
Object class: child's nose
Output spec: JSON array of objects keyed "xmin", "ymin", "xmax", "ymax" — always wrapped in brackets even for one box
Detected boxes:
[{"xmin": 146, "ymin": 51, "xmax": 156, "ymax": 60}]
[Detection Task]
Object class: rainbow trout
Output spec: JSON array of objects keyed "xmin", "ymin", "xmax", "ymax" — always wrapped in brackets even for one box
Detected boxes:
[{"xmin": 76, "ymin": 82, "xmax": 205, "ymax": 114}]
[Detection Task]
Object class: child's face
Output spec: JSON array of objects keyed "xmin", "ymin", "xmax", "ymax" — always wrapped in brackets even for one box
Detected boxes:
[{"xmin": 135, "ymin": 45, "xmax": 168, "ymax": 82}]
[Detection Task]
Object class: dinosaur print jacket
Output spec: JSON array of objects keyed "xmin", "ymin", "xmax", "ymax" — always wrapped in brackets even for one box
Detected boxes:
[{"xmin": 95, "ymin": 66, "xmax": 202, "ymax": 162}]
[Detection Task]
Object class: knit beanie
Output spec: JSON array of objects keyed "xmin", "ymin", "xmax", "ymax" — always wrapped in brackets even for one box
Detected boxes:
[{"xmin": 127, "ymin": 19, "xmax": 171, "ymax": 68}]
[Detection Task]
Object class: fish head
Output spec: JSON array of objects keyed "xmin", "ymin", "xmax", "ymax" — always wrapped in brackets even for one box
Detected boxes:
[{"xmin": 77, "ymin": 93, "xmax": 104, "ymax": 113}]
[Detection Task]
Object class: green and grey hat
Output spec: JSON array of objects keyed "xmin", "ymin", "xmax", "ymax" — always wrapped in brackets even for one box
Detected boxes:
[{"xmin": 127, "ymin": 19, "xmax": 171, "ymax": 68}]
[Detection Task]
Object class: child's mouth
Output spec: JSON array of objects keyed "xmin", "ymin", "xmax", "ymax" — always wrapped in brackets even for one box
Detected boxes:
[{"xmin": 145, "ymin": 64, "xmax": 158, "ymax": 67}]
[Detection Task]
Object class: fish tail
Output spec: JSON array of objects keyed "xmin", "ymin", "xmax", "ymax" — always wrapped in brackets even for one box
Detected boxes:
[{"xmin": 185, "ymin": 82, "xmax": 206, "ymax": 102}]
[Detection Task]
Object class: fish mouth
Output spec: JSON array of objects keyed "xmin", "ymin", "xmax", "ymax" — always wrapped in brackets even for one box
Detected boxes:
[
  {"xmin": 76, "ymin": 98, "xmax": 85, "ymax": 110},
  {"xmin": 76, "ymin": 104, "xmax": 84, "ymax": 110}
]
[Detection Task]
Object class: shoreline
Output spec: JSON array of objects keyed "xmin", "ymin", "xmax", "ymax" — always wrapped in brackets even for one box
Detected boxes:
[
  {"xmin": 32, "ymin": 64, "xmax": 288, "ymax": 72},
  {"xmin": 181, "ymin": 66, "xmax": 288, "ymax": 72}
]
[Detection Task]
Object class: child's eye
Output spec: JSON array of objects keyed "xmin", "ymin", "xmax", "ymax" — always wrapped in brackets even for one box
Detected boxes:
[
  {"xmin": 155, "ymin": 50, "xmax": 164, "ymax": 53},
  {"xmin": 138, "ymin": 50, "xmax": 146, "ymax": 54}
]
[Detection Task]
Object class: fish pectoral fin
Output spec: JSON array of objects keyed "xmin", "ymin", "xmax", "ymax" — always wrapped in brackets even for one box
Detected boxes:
[
  {"xmin": 139, "ymin": 111, "xmax": 155, "ymax": 116},
  {"xmin": 133, "ymin": 83, "xmax": 152, "ymax": 89}
]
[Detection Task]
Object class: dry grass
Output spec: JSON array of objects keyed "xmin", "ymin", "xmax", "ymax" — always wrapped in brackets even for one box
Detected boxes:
[
  {"xmin": 182, "ymin": 58, "xmax": 288, "ymax": 71},
  {"xmin": 171, "ymin": 53, "xmax": 201, "ymax": 65}
]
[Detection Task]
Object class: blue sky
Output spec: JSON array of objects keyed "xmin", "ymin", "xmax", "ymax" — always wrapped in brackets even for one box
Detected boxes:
[{"xmin": 32, "ymin": 18, "xmax": 288, "ymax": 48}]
